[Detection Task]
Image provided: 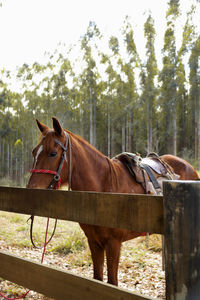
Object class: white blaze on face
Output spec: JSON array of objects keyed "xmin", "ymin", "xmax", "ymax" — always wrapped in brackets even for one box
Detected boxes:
[{"xmin": 33, "ymin": 145, "xmax": 43, "ymax": 168}]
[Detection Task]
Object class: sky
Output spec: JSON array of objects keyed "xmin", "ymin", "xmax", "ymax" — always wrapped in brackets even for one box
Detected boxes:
[{"xmin": 0, "ymin": 0, "xmax": 198, "ymax": 72}]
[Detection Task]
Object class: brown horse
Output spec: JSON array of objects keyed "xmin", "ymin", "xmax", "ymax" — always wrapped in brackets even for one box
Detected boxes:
[{"xmin": 27, "ymin": 117, "xmax": 199, "ymax": 286}]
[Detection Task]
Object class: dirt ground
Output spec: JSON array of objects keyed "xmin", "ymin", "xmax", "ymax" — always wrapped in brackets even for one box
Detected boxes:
[{"xmin": 0, "ymin": 239, "xmax": 165, "ymax": 299}]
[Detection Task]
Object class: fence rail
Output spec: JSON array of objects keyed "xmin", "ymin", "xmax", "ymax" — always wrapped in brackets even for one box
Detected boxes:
[
  {"xmin": 0, "ymin": 182, "xmax": 200, "ymax": 300},
  {"xmin": 0, "ymin": 186, "xmax": 162, "ymax": 300},
  {"xmin": 0, "ymin": 252, "xmax": 152, "ymax": 300},
  {"xmin": 0, "ymin": 186, "xmax": 164, "ymax": 233}
]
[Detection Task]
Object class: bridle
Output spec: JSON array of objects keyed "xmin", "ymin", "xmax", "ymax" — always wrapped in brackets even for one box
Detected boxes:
[
  {"xmin": 30, "ymin": 132, "xmax": 71, "ymax": 190},
  {"xmin": 29, "ymin": 131, "xmax": 72, "ymax": 248}
]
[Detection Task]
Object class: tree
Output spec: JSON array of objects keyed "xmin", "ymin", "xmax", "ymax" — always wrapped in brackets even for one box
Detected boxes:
[
  {"xmin": 121, "ymin": 17, "xmax": 140, "ymax": 153},
  {"xmin": 176, "ymin": 6, "xmax": 195, "ymax": 156},
  {"xmin": 159, "ymin": 0, "xmax": 180, "ymax": 154},
  {"xmin": 140, "ymin": 14, "xmax": 158, "ymax": 153},
  {"xmin": 79, "ymin": 21, "xmax": 101, "ymax": 147},
  {"xmin": 189, "ymin": 36, "xmax": 200, "ymax": 166},
  {"xmin": 1, "ymin": 2, "xmax": 200, "ymax": 186}
]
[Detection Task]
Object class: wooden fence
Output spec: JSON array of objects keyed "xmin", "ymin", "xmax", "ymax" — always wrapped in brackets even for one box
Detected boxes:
[{"xmin": 0, "ymin": 181, "xmax": 200, "ymax": 300}]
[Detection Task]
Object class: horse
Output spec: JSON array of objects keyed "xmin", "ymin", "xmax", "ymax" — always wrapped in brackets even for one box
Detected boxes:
[{"xmin": 27, "ymin": 117, "xmax": 199, "ymax": 286}]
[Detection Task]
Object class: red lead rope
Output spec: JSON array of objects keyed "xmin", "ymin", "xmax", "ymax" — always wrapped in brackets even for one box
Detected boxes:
[
  {"xmin": 0, "ymin": 136, "xmax": 68, "ymax": 298},
  {"xmin": 0, "ymin": 218, "xmax": 50, "ymax": 300},
  {"xmin": 1, "ymin": 137, "xmax": 68, "ymax": 298}
]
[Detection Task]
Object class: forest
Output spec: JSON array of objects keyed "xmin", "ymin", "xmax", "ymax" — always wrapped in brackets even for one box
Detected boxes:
[{"xmin": 0, "ymin": 0, "xmax": 200, "ymax": 186}]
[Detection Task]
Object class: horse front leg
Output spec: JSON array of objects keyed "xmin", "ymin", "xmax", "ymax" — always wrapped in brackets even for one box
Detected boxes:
[
  {"xmin": 105, "ymin": 239, "xmax": 121, "ymax": 286},
  {"xmin": 87, "ymin": 239, "xmax": 105, "ymax": 282}
]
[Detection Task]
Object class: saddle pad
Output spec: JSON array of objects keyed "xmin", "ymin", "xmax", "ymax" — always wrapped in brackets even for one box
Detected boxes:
[{"xmin": 141, "ymin": 157, "xmax": 167, "ymax": 175}]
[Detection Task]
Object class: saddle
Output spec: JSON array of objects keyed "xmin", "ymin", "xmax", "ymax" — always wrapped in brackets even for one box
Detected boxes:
[{"xmin": 114, "ymin": 152, "xmax": 179, "ymax": 195}]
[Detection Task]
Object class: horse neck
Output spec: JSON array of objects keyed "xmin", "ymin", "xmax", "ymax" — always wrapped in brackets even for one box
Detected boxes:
[{"xmin": 67, "ymin": 133, "xmax": 116, "ymax": 192}]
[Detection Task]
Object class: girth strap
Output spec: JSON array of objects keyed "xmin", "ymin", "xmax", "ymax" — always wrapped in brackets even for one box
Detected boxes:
[{"xmin": 140, "ymin": 163, "xmax": 161, "ymax": 191}]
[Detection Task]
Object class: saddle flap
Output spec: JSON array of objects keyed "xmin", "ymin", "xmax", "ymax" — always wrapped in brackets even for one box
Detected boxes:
[{"xmin": 114, "ymin": 152, "xmax": 144, "ymax": 183}]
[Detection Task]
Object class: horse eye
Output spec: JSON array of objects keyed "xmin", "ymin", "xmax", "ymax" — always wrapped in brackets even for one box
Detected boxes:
[{"xmin": 49, "ymin": 151, "xmax": 57, "ymax": 158}]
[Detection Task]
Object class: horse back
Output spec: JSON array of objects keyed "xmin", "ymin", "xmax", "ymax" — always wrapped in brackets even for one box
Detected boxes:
[{"xmin": 161, "ymin": 154, "xmax": 199, "ymax": 180}]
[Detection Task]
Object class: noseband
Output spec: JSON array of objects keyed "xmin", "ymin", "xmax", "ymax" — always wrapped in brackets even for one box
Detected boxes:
[
  {"xmin": 29, "ymin": 131, "xmax": 71, "ymax": 249},
  {"xmin": 30, "ymin": 132, "xmax": 71, "ymax": 190}
]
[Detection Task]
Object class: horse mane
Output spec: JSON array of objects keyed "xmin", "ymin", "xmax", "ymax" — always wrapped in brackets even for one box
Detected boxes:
[
  {"xmin": 105, "ymin": 157, "xmax": 119, "ymax": 191},
  {"xmin": 65, "ymin": 130, "xmax": 106, "ymax": 158},
  {"xmin": 65, "ymin": 129, "xmax": 119, "ymax": 191}
]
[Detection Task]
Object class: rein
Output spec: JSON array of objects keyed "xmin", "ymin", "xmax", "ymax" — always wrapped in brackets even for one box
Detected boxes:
[{"xmin": 29, "ymin": 131, "xmax": 71, "ymax": 249}]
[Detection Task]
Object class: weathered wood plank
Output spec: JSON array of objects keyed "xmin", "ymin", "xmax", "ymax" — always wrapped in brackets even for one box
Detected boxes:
[
  {"xmin": 0, "ymin": 252, "xmax": 155, "ymax": 300},
  {"xmin": 163, "ymin": 180, "xmax": 200, "ymax": 300},
  {"xmin": 0, "ymin": 186, "xmax": 164, "ymax": 233}
]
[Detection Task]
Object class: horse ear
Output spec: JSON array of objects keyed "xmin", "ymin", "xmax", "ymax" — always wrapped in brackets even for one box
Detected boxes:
[
  {"xmin": 36, "ymin": 119, "xmax": 48, "ymax": 134},
  {"xmin": 52, "ymin": 117, "xmax": 63, "ymax": 136}
]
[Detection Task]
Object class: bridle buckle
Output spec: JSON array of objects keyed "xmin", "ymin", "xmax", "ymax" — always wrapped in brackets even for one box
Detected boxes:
[{"xmin": 54, "ymin": 174, "xmax": 60, "ymax": 181}]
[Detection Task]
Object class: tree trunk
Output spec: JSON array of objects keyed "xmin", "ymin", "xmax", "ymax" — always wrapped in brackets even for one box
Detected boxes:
[
  {"xmin": 198, "ymin": 95, "xmax": 200, "ymax": 171},
  {"xmin": 80, "ymin": 107, "xmax": 84, "ymax": 138},
  {"xmin": 126, "ymin": 114, "xmax": 129, "ymax": 151},
  {"xmin": 7, "ymin": 143, "xmax": 9, "ymax": 178},
  {"xmin": 147, "ymin": 100, "xmax": 150, "ymax": 153},
  {"xmin": 122, "ymin": 115, "xmax": 125, "ymax": 152},
  {"xmin": 2, "ymin": 140, "xmax": 5, "ymax": 176},
  {"xmin": 21, "ymin": 146, "xmax": 24, "ymax": 187},
  {"xmin": 107, "ymin": 109, "xmax": 111, "ymax": 157},
  {"xmin": 195, "ymin": 95, "xmax": 198, "ymax": 160},
  {"xmin": 10, "ymin": 146, "xmax": 13, "ymax": 182},
  {"xmin": 16, "ymin": 158, "xmax": 18, "ymax": 184},
  {"xmin": 89, "ymin": 87, "xmax": 93, "ymax": 146},
  {"xmin": 93, "ymin": 94, "xmax": 96, "ymax": 148},
  {"xmin": 128, "ymin": 111, "xmax": 132, "ymax": 152},
  {"xmin": 149, "ymin": 103, "xmax": 153, "ymax": 152},
  {"xmin": 0, "ymin": 137, "xmax": 1, "ymax": 176},
  {"xmin": 173, "ymin": 105, "xmax": 177, "ymax": 156}
]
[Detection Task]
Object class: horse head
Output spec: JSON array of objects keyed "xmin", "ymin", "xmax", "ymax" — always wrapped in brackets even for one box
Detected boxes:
[{"xmin": 27, "ymin": 117, "xmax": 70, "ymax": 190}]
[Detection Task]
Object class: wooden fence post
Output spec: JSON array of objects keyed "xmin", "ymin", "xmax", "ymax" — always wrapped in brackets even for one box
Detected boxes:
[{"xmin": 163, "ymin": 180, "xmax": 200, "ymax": 300}]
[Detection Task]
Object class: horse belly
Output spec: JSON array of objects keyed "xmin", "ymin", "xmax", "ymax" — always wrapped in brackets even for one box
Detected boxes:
[{"xmin": 79, "ymin": 223, "xmax": 146, "ymax": 246}]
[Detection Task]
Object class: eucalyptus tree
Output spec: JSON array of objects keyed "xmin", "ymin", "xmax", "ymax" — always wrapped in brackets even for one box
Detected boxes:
[
  {"xmin": 31, "ymin": 61, "xmax": 54, "ymax": 127},
  {"xmin": 105, "ymin": 35, "xmax": 126, "ymax": 155},
  {"xmin": 176, "ymin": 7, "xmax": 195, "ymax": 156},
  {"xmin": 140, "ymin": 14, "xmax": 158, "ymax": 153},
  {"xmin": 159, "ymin": 0, "xmax": 180, "ymax": 155},
  {"xmin": 100, "ymin": 39, "xmax": 121, "ymax": 156},
  {"xmin": 50, "ymin": 55, "xmax": 75, "ymax": 128},
  {"xmin": 0, "ymin": 74, "xmax": 15, "ymax": 178},
  {"xmin": 121, "ymin": 17, "xmax": 141, "ymax": 153},
  {"xmin": 189, "ymin": 35, "xmax": 200, "ymax": 165},
  {"xmin": 79, "ymin": 21, "xmax": 102, "ymax": 146}
]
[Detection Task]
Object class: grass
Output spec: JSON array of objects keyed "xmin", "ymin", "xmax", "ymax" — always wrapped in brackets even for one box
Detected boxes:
[
  {"xmin": 50, "ymin": 231, "xmax": 88, "ymax": 254},
  {"xmin": 0, "ymin": 211, "xmax": 164, "ymax": 298},
  {"xmin": 0, "ymin": 211, "xmax": 162, "ymax": 259},
  {"xmin": 120, "ymin": 234, "xmax": 162, "ymax": 269},
  {"xmin": 0, "ymin": 211, "xmax": 87, "ymax": 251},
  {"xmin": 0, "ymin": 211, "xmax": 93, "ymax": 274},
  {"xmin": 0, "ymin": 211, "xmax": 162, "ymax": 272}
]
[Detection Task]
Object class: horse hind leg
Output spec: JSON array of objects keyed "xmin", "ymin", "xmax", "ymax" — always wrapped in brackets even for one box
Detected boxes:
[
  {"xmin": 105, "ymin": 239, "xmax": 121, "ymax": 286},
  {"xmin": 88, "ymin": 239, "xmax": 105, "ymax": 282}
]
